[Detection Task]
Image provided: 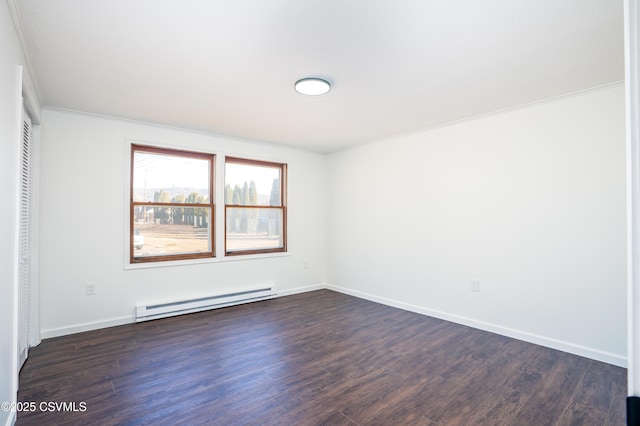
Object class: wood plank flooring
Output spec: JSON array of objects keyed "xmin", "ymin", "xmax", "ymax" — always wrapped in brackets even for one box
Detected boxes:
[{"xmin": 17, "ymin": 290, "xmax": 626, "ymax": 425}]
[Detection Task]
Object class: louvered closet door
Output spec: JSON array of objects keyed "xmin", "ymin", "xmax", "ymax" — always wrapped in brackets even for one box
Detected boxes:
[{"xmin": 18, "ymin": 107, "xmax": 32, "ymax": 370}]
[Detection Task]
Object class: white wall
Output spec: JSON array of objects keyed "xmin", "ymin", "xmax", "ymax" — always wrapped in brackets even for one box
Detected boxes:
[
  {"xmin": 38, "ymin": 109, "xmax": 327, "ymax": 337},
  {"xmin": 0, "ymin": 63, "xmax": 20, "ymax": 426},
  {"xmin": 1, "ymin": 1, "xmax": 40, "ymax": 425},
  {"xmin": 40, "ymin": 85, "xmax": 628, "ymax": 366},
  {"xmin": 326, "ymin": 84, "xmax": 627, "ymax": 366}
]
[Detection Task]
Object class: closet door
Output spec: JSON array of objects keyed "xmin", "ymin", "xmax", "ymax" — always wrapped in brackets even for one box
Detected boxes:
[{"xmin": 18, "ymin": 107, "xmax": 32, "ymax": 370}]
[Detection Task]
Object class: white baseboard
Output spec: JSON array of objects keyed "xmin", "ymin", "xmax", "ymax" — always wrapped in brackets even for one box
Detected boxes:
[
  {"xmin": 4, "ymin": 411, "xmax": 16, "ymax": 426},
  {"xmin": 326, "ymin": 284, "xmax": 627, "ymax": 368},
  {"xmin": 277, "ymin": 283, "xmax": 326, "ymax": 298},
  {"xmin": 41, "ymin": 315, "xmax": 134, "ymax": 340},
  {"xmin": 39, "ymin": 283, "xmax": 328, "ymax": 340},
  {"xmin": 37, "ymin": 283, "xmax": 626, "ymax": 368}
]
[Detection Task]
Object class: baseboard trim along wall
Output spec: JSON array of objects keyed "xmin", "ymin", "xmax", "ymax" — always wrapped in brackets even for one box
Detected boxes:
[
  {"xmin": 38, "ymin": 283, "xmax": 626, "ymax": 367},
  {"xmin": 277, "ymin": 283, "xmax": 326, "ymax": 298},
  {"xmin": 39, "ymin": 283, "xmax": 327, "ymax": 341},
  {"xmin": 40, "ymin": 316, "xmax": 134, "ymax": 340},
  {"xmin": 5, "ymin": 409, "xmax": 16, "ymax": 426},
  {"xmin": 326, "ymin": 284, "xmax": 627, "ymax": 368}
]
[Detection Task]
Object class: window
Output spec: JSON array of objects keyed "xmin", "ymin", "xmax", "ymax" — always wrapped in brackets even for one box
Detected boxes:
[
  {"xmin": 225, "ymin": 157, "xmax": 286, "ymax": 255},
  {"xmin": 130, "ymin": 144, "xmax": 215, "ymax": 263}
]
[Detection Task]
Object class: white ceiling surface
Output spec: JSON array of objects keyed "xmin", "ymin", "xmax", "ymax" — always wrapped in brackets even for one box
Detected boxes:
[{"xmin": 15, "ymin": 0, "xmax": 623, "ymax": 152}]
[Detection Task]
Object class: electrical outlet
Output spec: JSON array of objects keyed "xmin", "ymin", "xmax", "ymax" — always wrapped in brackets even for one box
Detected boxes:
[
  {"xmin": 471, "ymin": 279, "xmax": 480, "ymax": 292},
  {"xmin": 86, "ymin": 282, "xmax": 96, "ymax": 296},
  {"xmin": 303, "ymin": 259, "xmax": 309, "ymax": 269}
]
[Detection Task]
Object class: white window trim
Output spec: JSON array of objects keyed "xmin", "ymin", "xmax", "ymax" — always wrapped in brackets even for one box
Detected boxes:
[{"xmin": 123, "ymin": 139, "xmax": 289, "ymax": 270}]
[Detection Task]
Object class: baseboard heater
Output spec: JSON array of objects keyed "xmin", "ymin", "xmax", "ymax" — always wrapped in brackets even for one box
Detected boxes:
[{"xmin": 135, "ymin": 286, "xmax": 277, "ymax": 322}]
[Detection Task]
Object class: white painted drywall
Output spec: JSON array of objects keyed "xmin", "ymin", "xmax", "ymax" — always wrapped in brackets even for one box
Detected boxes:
[
  {"xmin": 326, "ymin": 84, "xmax": 627, "ymax": 365},
  {"xmin": 0, "ymin": 64, "xmax": 20, "ymax": 426},
  {"xmin": 38, "ymin": 109, "xmax": 327, "ymax": 337},
  {"xmin": 1, "ymin": 1, "xmax": 40, "ymax": 424},
  {"xmin": 626, "ymin": 0, "xmax": 640, "ymax": 395}
]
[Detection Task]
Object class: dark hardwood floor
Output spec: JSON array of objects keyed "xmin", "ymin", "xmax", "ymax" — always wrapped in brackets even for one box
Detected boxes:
[{"xmin": 17, "ymin": 290, "xmax": 626, "ymax": 425}]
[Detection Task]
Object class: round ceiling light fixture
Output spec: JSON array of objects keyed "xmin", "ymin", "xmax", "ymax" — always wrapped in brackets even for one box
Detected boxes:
[{"xmin": 294, "ymin": 77, "xmax": 331, "ymax": 96}]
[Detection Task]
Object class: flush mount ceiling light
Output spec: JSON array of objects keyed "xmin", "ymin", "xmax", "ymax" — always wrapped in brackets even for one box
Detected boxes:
[{"xmin": 294, "ymin": 77, "xmax": 331, "ymax": 96}]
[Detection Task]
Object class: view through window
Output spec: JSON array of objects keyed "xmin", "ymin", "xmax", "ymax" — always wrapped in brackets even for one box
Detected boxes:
[
  {"xmin": 131, "ymin": 145, "xmax": 215, "ymax": 263},
  {"xmin": 225, "ymin": 157, "xmax": 286, "ymax": 255}
]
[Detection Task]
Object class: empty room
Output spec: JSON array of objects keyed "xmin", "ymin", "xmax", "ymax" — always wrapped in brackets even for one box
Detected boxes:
[{"xmin": 2, "ymin": 0, "xmax": 640, "ymax": 425}]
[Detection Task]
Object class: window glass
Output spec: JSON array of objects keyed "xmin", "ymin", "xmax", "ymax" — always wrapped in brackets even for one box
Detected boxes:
[
  {"xmin": 225, "ymin": 162, "xmax": 281, "ymax": 205},
  {"xmin": 225, "ymin": 158, "xmax": 286, "ymax": 255},
  {"xmin": 131, "ymin": 145, "xmax": 214, "ymax": 263},
  {"xmin": 226, "ymin": 207, "xmax": 283, "ymax": 252},
  {"xmin": 133, "ymin": 152, "xmax": 210, "ymax": 202}
]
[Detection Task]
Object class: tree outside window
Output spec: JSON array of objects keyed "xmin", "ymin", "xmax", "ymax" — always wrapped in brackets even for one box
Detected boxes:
[{"xmin": 224, "ymin": 157, "xmax": 286, "ymax": 255}]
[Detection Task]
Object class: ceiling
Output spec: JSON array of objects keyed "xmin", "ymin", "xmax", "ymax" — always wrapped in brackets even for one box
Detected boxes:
[{"xmin": 12, "ymin": 0, "xmax": 624, "ymax": 153}]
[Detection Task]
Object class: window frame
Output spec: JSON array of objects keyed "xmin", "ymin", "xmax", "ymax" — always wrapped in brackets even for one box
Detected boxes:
[
  {"xmin": 130, "ymin": 144, "xmax": 215, "ymax": 264},
  {"xmin": 224, "ymin": 156, "xmax": 287, "ymax": 257}
]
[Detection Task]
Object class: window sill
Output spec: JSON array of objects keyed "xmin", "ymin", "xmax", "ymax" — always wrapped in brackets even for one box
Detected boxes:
[{"xmin": 124, "ymin": 251, "xmax": 290, "ymax": 270}]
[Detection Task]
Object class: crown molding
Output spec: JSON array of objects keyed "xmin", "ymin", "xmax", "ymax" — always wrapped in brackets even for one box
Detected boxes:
[{"xmin": 5, "ymin": 0, "xmax": 43, "ymax": 122}]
